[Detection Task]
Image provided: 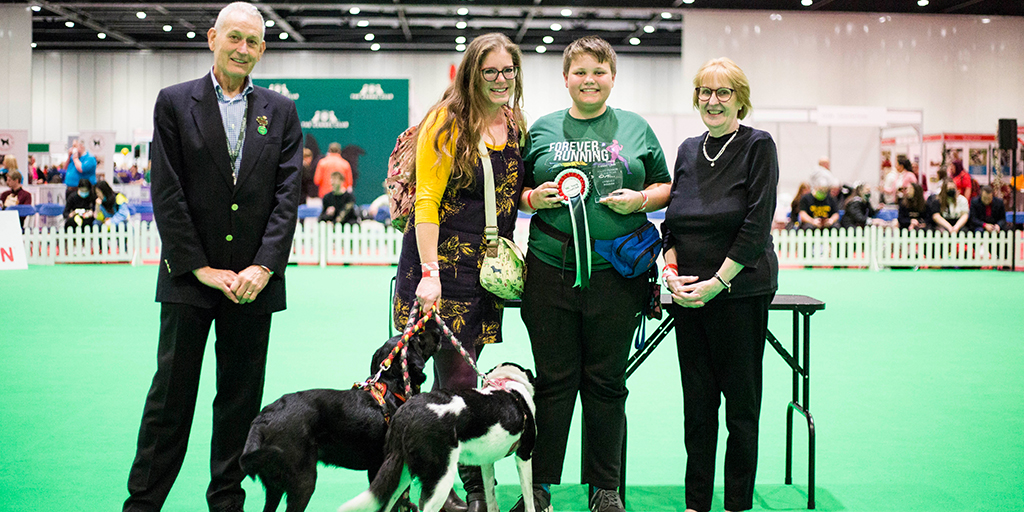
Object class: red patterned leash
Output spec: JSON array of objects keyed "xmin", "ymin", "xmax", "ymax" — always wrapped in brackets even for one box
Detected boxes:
[{"xmin": 358, "ymin": 301, "xmax": 435, "ymax": 396}]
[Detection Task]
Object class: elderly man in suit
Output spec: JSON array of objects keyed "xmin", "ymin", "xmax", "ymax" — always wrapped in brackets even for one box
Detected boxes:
[{"xmin": 123, "ymin": 3, "xmax": 302, "ymax": 511}]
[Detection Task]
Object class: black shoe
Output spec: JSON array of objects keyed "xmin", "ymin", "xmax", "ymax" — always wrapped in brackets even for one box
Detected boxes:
[
  {"xmin": 508, "ymin": 486, "xmax": 552, "ymax": 512},
  {"xmin": 588, "ymin": 488, "xmax": 624, "ymax": 512},
  {"xmin": 443, "ymin": 489, "xmax": 468, "ymax": 512},
  {"xmin": 466, "ymin": 499, "xmax": 487, "ymax": 512}
]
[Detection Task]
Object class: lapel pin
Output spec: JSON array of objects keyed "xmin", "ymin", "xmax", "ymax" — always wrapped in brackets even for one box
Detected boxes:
[{"xmin": 256, "ymin": 116, "xmax": 269, "ymax": 135}]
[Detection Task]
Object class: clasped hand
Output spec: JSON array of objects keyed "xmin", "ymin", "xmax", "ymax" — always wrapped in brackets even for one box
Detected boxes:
[
  {"xmin": 665, "ymin": 274, "xmax": 723, "ymax": 308},
  {"xmin": 597, "ymin": 189, "xmax": 643, "ymax": 215},
  {"xmin": 194, "ymin": 265, "xmax": 270, "ymax": 304}
]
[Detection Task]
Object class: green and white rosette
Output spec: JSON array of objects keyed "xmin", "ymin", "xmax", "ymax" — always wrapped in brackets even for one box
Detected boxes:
[{"xmin": 555, "ymin": 168, "xmax": 592, "ymax": 288}]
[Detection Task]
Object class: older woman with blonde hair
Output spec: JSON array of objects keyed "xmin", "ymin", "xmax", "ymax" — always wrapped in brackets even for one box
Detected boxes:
[{"xmin": 661, "ymin": 57, "xmax": 779, "ymax": 512}]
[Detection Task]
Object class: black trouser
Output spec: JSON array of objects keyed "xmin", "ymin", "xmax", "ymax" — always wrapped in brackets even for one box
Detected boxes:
[
  {"xmin": 521, "ymin": 252, "xmax": 648, "ymax": 490},
  {"xmin": 124, "ymin": 302, "xmax": 271, "ymax": 512},
  {"xmin": 670, "ymin": 294, "xmax": 771, "ymax": 512},
  {"xmin": 432, "ymin": 343, "xmax": 488, "ymax": 501}
]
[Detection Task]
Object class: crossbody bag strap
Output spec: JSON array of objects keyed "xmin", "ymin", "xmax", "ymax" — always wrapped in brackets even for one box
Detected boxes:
[{"xmin": 480, "ymin": 139, "xmax": 499, "ymax": 258}]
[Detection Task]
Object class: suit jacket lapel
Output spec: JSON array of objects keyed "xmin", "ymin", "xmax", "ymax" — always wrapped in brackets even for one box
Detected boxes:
[
  {"xmin": 190, "ymin": 80, "xmax": 235, "ymax": 188},
  {"xmin": 235, "ymin": 89, "xmax": 269, "ymax": 190}
]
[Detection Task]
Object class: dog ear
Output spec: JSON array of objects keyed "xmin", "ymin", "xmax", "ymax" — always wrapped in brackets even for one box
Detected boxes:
[{"xmin": 414, "ymin": 319, "xmax": 443, "ymax": 360}]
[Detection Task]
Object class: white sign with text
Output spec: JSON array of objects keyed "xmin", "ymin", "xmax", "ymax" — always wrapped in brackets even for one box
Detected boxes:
[{"xmin": 0, "ymin": 211, "xmax": 28, "ymax": 270}]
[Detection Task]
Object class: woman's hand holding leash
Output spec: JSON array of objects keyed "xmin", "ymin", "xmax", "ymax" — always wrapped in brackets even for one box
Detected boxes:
[{"xmin": 416, "ymin": 261, "xmax": 441, "ymax": 310}]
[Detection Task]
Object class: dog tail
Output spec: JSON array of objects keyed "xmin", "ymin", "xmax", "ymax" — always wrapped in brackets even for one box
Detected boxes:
[
  {"xmin": 239, "ymin": 428, "xmax": 284, "ymax": 481},
  {"xmin": 338, "ymin": 452, "xmax": 409, "ymax": 512}
]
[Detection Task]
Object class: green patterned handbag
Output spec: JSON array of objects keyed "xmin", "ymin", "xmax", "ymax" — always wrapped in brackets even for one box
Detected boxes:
[{"xmin": 478, "ymin": 140, "xmax": 525, "ymax": 300}]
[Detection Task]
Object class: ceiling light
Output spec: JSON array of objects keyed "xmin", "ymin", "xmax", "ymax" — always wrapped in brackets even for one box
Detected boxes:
[
  {"xmin": 801, "ymin": 0, "xmax": 812, "ymax": 6},
  {"xmin": 357, "ymin": 20, "xmax": 369, "ymax": 27},
  {"xmin": 31, "ymin": 42, "xmax": 37, "ymax": 48},
  {"xmin": 543, "ymin": 35, "xmax": 554, "ymax": 44},
  {"xmin": 97, "ymin": 33, "xmax": 106, "ymax": 39},
  {"xmin": 279, "ymin": 32, "xmax": 288, "ymax": 40},
  {"xmin": 163, "ymin": 25, "xmax": 172, "ymax": 32},
  {"xmin": 536, "ymin": 45, "xmax": 547, "ymax": 54},
  {"xmin": 661, "ymin": 12, "xmax": 672, "ymax": 19},
  {"xmin": 917, "ymin": 0, "xmax": 929, "ymax": 5},
  {"xmin": 65, "ymin": 21, "xmax": 74, "ymax": 28},
  {"xmin": 187, "ymin": 31, "xmax": 196, "ymax": 39},
  {"xmin": 371, "ymin": 43, "xmax": 380, "ymax": 51},
  {"xmin": 550, "ymin": 23, "xmax": 562, "ymax": 31},
  {"xmin": 683, "ymin": 0, "xmax": 695, "ymax": 4},
  {"xmin": 644, "ymin": 25, "xmax": 655, "ymax": 33},
  {"xmin": 982, "ymin": 18, "xmax": 991, "ymax": 23},
  {"xmin": 456, "ymin": 21, "xmax": 467, "ymax": 29},
  {"xmin": 455, "ymin": 36, "xmax": 466, "ymax": 44},
  {"xmin": 32, "ymin": 6, "xmax": 41, "ymax": 12},
  {"xmin": 349, "ymin": 7, "xmax": 360, "ymax": 15},
  {"xmin": 561, "ymin": 9, "xmax": 572, "ymax": 16},
  {"xmin": 364, "ymin": 33, "xmax": 374, "ymax": 41},
  {"xmin": 629, "ymin": 37, "xmax": 641, "ymax": 45},
  {"xmin": 456, "ymin": 44, "xmax": 466, "ymax": 52},
  {"xmin": 879, "ymin": 16, "xmax": 886, "ymax": 22},
  {"xmin": 457, "ymin": 7, "xmax": 469, "ymax": 15},
  {"xmin": 136, "ymin": 11, "xmax": 146, "ymax": 19},
  {"xmin": 265, "ymin": 20, "xmax": 275, "ymax": 28},
  {"xmin": 770, "ymin": 13, "xmax": 782, "ymax": 21}
]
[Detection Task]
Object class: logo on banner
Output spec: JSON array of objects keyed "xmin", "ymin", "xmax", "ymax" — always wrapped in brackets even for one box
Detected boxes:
[
  {"xmin": 267, "ymin": 83, "xmax": 300, "ymax": 100},
  {"xmin": 301, "ymin": 110, "xmax": 350, "ymax": 129},
  {"xmin": 350, "ymin": 83, "xmax": 394, "ymax": 101},
  {"xmin": 0, "ymin": 134, "xmax": 11, "ymax": 149}
]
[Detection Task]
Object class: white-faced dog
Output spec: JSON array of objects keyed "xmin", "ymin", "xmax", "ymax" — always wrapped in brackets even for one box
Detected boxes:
[{"xmin": 337, "ymin": 362, "xmax": 538, "ymax": 512}]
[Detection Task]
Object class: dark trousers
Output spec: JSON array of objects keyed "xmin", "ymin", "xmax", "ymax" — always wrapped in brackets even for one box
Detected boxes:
[
  {"xmin": 433, "ymin": 335, "xmax": 487, "ymax": 500},
  {"xmin": 521, "ymin": 252, "xmax": 648, "ymax": 489},
  {"xmin": 670, "ymin": 294, "xmax": 771, "ymax": 512},
  {"xmin": 124, "ymin": 302, "xmax": 272, "ymax": 512}
]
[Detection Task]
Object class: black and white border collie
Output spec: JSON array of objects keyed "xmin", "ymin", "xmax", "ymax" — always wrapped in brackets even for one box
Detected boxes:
[{"xmin": 338, "ymin": 362, "xmax": 538, "ymax": 512}]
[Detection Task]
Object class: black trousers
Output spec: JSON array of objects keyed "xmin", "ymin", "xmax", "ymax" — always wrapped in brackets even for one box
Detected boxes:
[
  {"xmin": 521, "ymin": 252, "xmax": 648, "ymax": 489},
  {"xmin": 433, "ymin": 343, "xmax": 487, "ymax": 500},
  {"xmin": 670, "ymin": 294, "xmax": 771, "ymax": 512},
  {"xmin": 124, "ymin": 302, "xmax": 272, "ymax": 512}
]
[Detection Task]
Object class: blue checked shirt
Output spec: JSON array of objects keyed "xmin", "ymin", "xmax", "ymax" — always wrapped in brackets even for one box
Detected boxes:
[{"xmin": 210, "ymin": 71, "xmax": 254, "ymax": 182}]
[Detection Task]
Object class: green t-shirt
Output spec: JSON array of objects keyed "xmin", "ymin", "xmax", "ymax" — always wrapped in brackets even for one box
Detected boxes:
[{"xmin": 523, "ymin": 107, "xmax": 670, "ymax": 270}]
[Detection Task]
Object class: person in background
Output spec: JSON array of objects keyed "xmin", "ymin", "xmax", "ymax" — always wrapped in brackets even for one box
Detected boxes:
[
  {"xmin": 797, "ymin": 173, "xmax": 839, "ymax": 229},
  {"xmin": 2, "ymin": 169, "xmax": 32, "ymax": 223},
  {"xmin": 948, "ymin": 160, "xmax": 976, "ymax": 202},
  {"xmin": 93, "ymin": 180, "xmax": 131, "ymax": 227},
  {"xmin": 927, "ymin": 178, "xmax": 969, "ymax": 233},
  {"xmin": 1, "ymin": 155, "xmax": 17, "ymax": 179},
  {"xmin": 63, "ymin": 178, "xmax": 96, "ymax": 230},
  {"xmin": 27, "ymin": 155, "xmax": 46, "ymax": 184},
  {"xmin": 896, "ymin": 182, "xmax": 928, "ymax": 230},
  {"xmin": 662, "ymin": 56, "xmax": 779, "ymax": 512},
  {"xmin": 313, "ymin": 142, "xmax": 352, "ymax": 199},
  {"xmin": 63, "ymin": 139, "xmax": 98, "ymax": 191},
  {"xmin": 839, "ymin": 182, "xmax": 877, "ymax": 229},
  {"xmin": 785, "ymin": 182, "xmax": 810, "ymax": 229},
  {"xmin": 968, "ymin": 185, "xmax": 1010, "ymax": 233},
  {"xmin": 300, "ymin": 147, "xmax": 318, "ymax": 200},
  {"xmin": 318, "ymin": 171, "xmax": 358, "ymax": 224}
]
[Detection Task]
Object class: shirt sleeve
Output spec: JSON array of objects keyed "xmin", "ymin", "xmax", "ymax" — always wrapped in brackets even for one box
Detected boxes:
[
  {"xmin": 726, "ymin": 135, "xmax": 779, "ymax": 268},
  {"xmin": 414, "ymin": 109, "xmax": 457, "ymax": 225}
]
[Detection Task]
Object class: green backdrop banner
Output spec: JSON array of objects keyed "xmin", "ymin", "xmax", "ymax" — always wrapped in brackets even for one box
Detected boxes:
[{"xmin": 254, "ymin": 78, "xmax": 409, "ymax": 205}]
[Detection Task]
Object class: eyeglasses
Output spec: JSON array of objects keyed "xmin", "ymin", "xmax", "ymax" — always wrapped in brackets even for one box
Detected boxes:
[
  {"xmin": 696, "ymin": 86, "xmax": 735, "ymax": 102},
  {"xmin": 481, "ymin": 66, "xmax": 518, "ymax": 82}
]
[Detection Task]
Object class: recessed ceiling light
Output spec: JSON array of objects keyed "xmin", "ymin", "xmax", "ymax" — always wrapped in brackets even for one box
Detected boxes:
[
  {"xmin": 187, "ymin": 31, "xmax": 196, "ymax": 38},
  {"xmin": 981, "ymin": 18, "xmax": 991, "ymax": 23},
  {"xmin": 683, "ymin": 0, "xmax": 695, "ymax": 4},
  {"xmin": 801, "ymin": 0, "xmax": 812, "ymax": 6},
  {"xmin": 163, "ymin": 25, "xmax": 172, "ymax": 32},
  {"xmin": 917, "ymin": 0, "xmax": 929, "ymax": 6},
  {"xmin": 629, "ymin": 37, "xmax": 641, "ymax": 45},
  {"xmin": 136, "ymin": 11, "xmax": 146, "ymax": 19},
  {"xmin": 456, "ymin": 21, "xmax": 467, "ymax": 29},
  {"xmin": 879, "ymin": 16, "xmax": 886, "ymax": 22},
  {"xmin": 279, "ymin": 32, "xmax": 288, "ymax": 40},
  {"xmin": 65, "ymin": 21, "xmax": 74, "ymax": 28},
  {"xmin": 364, "ymin": 33, "xmax": 374, "ymax": 41},
  {"xmin": 31, "ymin": 42, "xmax": 37, "ymax": 48},
  {"xmin": 456, "ymin": 44, "xmax": 466, "ymax": 52},
  {"xmin": 97, "ymin": 32, "xmax": 106, "ymax": 39},
  {"xmin": 561, "ymin": 9, "xmax": 572, "ymax": 16},
  {"xmin": 543, "ymin": 35, "xmax": 554, "ymax": 44},
  {"xmin": 770, "ymin": 13, "xmax": 783, "ymax": 21},
  {"xmin": 536, "ymin": 45, "xmax": 547, "ymax": 53},
  {"xmin": 455, "ymin": 36, "xmax": 466, "ymax": 44},
  {"xmin": 357, "ymin": 20, "xmax": 369, "ymax": 27},
  {"xmin": 661, "ymin": 12, "xmax": 672, "ymax": 19},
  {"xmin": 349, "ymin": 7, "xmax": 360, "ymax": 15},
  {"xmin": 371, "ymin": 43, "xmax": 380, "ymax": 51},
  {"xmin": 644, "ymin": 25, "xmax": 655, "ymax": 33},
  {"xmin": 265, "ymin": 20, "xmax": 275, "ymax": 28},
  {"xmin": 550, "ymin": 23, "xmax": 562, "ymax": 31},
  {"xmin": 32, "ymin": 5, "xmax": 41, "ymax": 12},
  {"xmin": 457, "ymin": 7, "xmax": 469, "ymax": 15}
]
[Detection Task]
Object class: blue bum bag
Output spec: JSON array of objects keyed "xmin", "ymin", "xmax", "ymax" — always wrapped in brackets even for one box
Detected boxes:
[{"xmin": 593, "ymin": 221, "xmax": 661, "ymax": 279}]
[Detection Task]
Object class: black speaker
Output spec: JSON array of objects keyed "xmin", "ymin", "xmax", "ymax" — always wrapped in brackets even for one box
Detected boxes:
[
  {"xmin": 998, "ymin": 118, "xmax": 1017, "ymax": 150},
  {"xmin": 134, "ymin": 145, "xmax": 141, "ymax": 158}
]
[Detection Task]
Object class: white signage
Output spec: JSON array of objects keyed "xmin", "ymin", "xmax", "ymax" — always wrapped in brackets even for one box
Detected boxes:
[
  {"xmin": 0, "ymin": 129, "xmax": 29, "ymax": 181},
  {"xmin": 0, "ymin": 211, "xmax": 28, "ymax": 270}
]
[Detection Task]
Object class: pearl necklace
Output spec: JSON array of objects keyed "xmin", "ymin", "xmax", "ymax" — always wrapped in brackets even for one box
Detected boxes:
[{"xmin": 702, "ymin": 129, "xmax": 738, "ymax": 167}]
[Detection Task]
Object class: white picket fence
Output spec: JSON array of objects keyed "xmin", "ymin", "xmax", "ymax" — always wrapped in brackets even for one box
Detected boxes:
[{"xmin": 19, "ymin": 221, "xmax": 1024, "ymax": 270}]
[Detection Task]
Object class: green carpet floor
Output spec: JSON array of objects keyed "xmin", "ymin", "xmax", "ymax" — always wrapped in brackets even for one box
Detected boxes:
[{"xmin": 1, "ymin": 265, "xmax": 1022, "ymax": 511}]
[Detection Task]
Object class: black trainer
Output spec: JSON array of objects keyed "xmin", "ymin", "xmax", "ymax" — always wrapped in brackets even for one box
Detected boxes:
[
  {"xmin": 588, "ymin": 489, "xmax": 625, "ymax": 512},
  {"xmin": 508, "ymin": 485, "xmax": 552, "ymax": 512}
]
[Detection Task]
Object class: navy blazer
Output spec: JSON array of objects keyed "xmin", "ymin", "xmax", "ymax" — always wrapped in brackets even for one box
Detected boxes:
[{"xmin": 151, "ymin": 74, "xmax": 302, "ymax": 314}]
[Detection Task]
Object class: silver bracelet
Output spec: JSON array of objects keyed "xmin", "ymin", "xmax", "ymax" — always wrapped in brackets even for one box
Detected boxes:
[{"xmin": 713, "ymin": 272, "xmax": 731, "ymax": 293}]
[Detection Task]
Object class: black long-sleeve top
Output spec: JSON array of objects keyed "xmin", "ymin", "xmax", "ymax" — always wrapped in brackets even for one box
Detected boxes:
[
  {"xmin": 662, "ymin": 125, "xmax": 779, "ymax": 300},
  {"xmin": 967, "ymin": 196, "xmax": 1009, "ymax": 231}
]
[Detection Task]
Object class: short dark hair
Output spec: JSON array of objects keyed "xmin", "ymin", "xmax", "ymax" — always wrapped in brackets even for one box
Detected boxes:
[{"xmin": 980, "ymin": 185, "xmax": 994, "ymax": 195}]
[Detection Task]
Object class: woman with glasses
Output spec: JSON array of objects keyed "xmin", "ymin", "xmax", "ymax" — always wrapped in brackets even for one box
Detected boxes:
[
  {"xmin": 512, "ymin": 35, "xmax": 671, "ymax": 512},
  {"xmin": 661, "ymin": 57, "xmax": 779, "ymax": 512},
  {"xmin": 391, "ymin": 32, "xmax": 527, "ymax": 512}
]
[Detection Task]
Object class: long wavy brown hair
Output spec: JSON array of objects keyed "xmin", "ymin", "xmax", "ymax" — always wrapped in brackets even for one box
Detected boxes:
[{"xmin": 414, "ymin": 33, "xmax": 526, "ymax": 191}]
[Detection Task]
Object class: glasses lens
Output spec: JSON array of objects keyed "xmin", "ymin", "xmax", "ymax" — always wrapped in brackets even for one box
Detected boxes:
[
  {"xmin": 697, "ymin": 87, "xmax": 712, "ymax": 100},
  {"xmin": 482, "ymin": 69, "xmax": 498, "ymax": 81},
  {"xmin": 502, "ymin": 67, "xmax": 517, "ymax": 80},
  {"xmin": 716, "ymin": 88, "xmax": 732, "ymax": 101}
]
